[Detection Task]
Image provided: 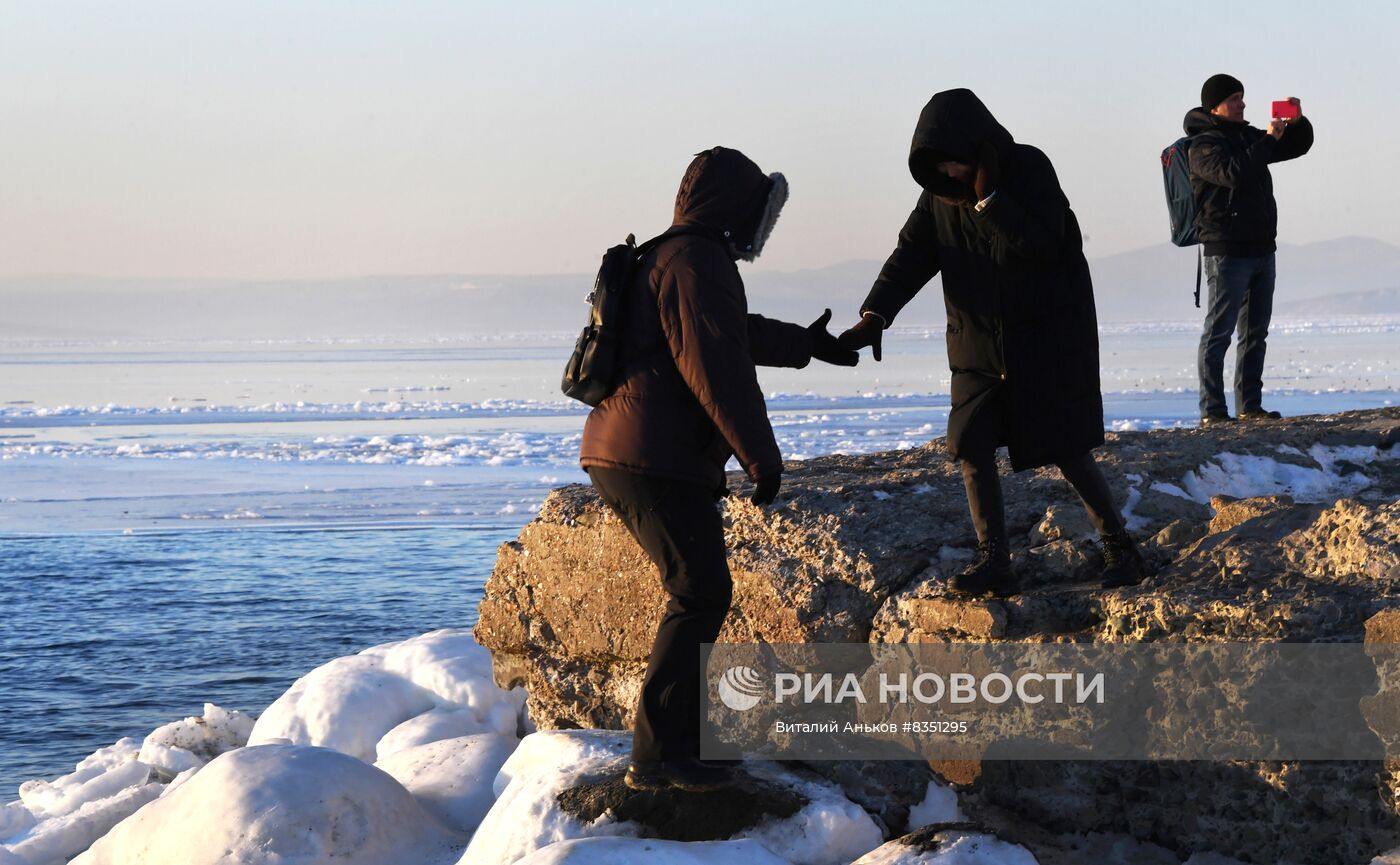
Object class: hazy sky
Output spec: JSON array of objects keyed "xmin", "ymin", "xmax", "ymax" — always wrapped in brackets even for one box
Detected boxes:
[{"xmin": 2, "ymin": 1, "xmax": 1395, "ymax": 278}]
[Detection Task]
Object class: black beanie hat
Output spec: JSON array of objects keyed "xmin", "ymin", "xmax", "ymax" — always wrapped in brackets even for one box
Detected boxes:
[{"xmin": 1201, "ymin": 74, "xmax": 1245, "ymax": 110}]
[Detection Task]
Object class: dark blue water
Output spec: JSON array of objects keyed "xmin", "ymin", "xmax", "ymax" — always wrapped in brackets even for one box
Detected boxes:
[{"xmin": 0, "ymin": 525, "xmax": 515, "ymax": 797}]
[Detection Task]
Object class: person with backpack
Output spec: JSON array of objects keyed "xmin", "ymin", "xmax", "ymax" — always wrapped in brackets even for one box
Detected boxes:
[
  {"xmin": 1186, "ymin": 74, "xmax": 1314, "ymax": 425},
  {"xmin": 836, "ymin": 88, "xmax": 1148, "ymax": 597},
  {"xmin": 578, "ymin": 146, "xmax": 858, "ymax": 792}
]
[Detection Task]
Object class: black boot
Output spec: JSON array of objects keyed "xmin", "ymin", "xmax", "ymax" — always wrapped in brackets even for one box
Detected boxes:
[
  {"xmin": 950, "ymin": 538, "xmax": 1018, "ymax": 597},
  {"xmin": 624, "ymin": 758, "xmax": 733, "ymax": 793},
  {"xmin": 1101, "ymin": 531, "xmax": 1148, "ymax": 588}
]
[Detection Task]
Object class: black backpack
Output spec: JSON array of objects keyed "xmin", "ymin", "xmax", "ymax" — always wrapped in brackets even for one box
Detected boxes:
[
  {"xmin": 1161, "ymin": 137, "xmax": 1197, "ymax": 248},
  {"xmin": 560, "ymin": 231, "xmax": 680, "ymax": 406},
  {"xmin": 1161, "ymin": 136, "xmax": 1205, "ymax": 307}
]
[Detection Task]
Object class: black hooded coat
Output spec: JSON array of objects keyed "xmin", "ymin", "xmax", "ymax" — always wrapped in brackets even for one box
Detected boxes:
[{"xmin": 859, "ymin": 89, "xmax": 1103, "ymax": 471}]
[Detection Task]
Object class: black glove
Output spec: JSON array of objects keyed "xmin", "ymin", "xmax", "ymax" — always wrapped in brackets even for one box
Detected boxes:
[
  {"xmin": 807, "ymin": 309, "xmax": 859, "ymax": 367},
  {"xmin": 837, "ymin": 312, "xmax": 884, "ymax": 362},
  {"xmin": 750, "ymin": 473, "xmax": 781, "ymax": 506}
]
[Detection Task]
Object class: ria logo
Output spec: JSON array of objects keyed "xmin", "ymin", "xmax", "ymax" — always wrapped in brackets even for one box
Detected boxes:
[{"xmin": 718, "ymin": 665, "xmax": 765, "ymax": 711}]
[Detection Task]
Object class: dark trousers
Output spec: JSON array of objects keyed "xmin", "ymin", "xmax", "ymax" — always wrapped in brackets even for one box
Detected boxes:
[
  {"xmin": 1198, "ymin": 253, "xmax": 1276, "ymax": 417},
  {"xmin": 959, "ymin": 394, "xmax": 1123, "ymax": 543},
  {"xmin": 587, "ymin": 466, "xmax": 733, "ymax": 763}
]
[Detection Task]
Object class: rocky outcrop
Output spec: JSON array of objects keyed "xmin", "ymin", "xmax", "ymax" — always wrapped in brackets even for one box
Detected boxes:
[{"xmin": 474, "ymin": 408, "xmax": 1400, "ymax": 863}]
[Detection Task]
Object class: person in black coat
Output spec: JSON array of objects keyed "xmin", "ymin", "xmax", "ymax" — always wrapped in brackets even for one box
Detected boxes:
[{"xmin": 839, "ymin": 88, "xmax": 1146, "ymax": 594}]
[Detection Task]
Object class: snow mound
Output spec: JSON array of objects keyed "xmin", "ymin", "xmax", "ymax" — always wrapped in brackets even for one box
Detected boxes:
[
  {"xmin": 70, "ymin": 744, "xmax": 463, "ymax": 865},
  {"xmin": 138, "ymin": 703, "xmax": 254, "ymax": 776},
  {"xmin": 513, "ymin": 836, "xmax": 795, "ymax": 864},
  {"xmin": 4, "ymin": 739, "xmax": 161, "ymax": 865},
  {"xmin": 377, "ymin": 707, "xmax": 501, "ymax": 761},
  {"xmin": 248, "ymin": 629, "xmax": 526, "ymax": 762},
  {"xmin": 463, "ymin": 730, "xmax": 882, "ymax": 865},
  {"xmin": 375, "ymin": 734, "xmax": 517, "ymax": 836},
  {"xmin": 735, "ymin": 762, "xmax": 884, "ymax": 865},
  {"xmin": 851, "ymin": 829, "xmax": 1039, "ymax": 864},
  {"xmin": 905, "ymin": 781, "xmax": 964, "ymax": 830},
  {"xmin": 463, "ymin": 731, "xmax": 636, "ymax": 863}
]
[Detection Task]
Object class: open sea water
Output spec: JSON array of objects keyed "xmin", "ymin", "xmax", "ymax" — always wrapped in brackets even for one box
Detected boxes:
[{"xmin": 2, "ymin": 320, "xmax": 1397, "ymax": 795}]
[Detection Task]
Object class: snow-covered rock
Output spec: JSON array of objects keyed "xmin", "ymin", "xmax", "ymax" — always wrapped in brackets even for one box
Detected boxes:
[
  {"xmin": 375, "ymin": 734, "xmax": 517, "ymax": 836},
  {"xmin": 138, "ymin": 703, "xmax": 254, "ymax": 776},
  {"xmin": 247, "ymin": 655, "xmax": 439, "ymax": 761},
  {"xmin": 18, "ymin": 760, "xmax": 148, "ymax": 823},
  {"xmin": 464, "ymin": 731, "xmax": 636, "ymax": 863},
  {"xmin": 5, "ymin": 631, "xmax": 529, "ymax": 865},
  {"xmin": 463, "ymin": 730, "xmax": 882, "ymax": 865},
  {"xmin": 369, "ymin": 629, "xmax": 520, "ymax": 719},
  {"xmin": 905, "ymin": 781, "xmax": 963, "ymax": 830},
  {"xmin": 5, "ymin": 783, "xmax": 161, "ymax": 865},
  {"xmin": 851, "ymin": 828, "xmax": 1039, "ymax": 864},
  {"xmin": 70, "ymin": 744, "xmax": 463, "ymax": 865},
  {"xmin": 491, "ymin": 729, "xmax": 631, "ymax": 797},
  {"xmin": 513, "ymin": 836, "xmax": 795, "ymax": 864},
  {"xmin": 377, "ymin": 707, "xmax": 499, "ymax": 761},
  {"xmin": 0, "ymin": 803, "xmax": 35, "ymax": 841},
  {"xmin": 3, "ymin": 736, "xmax": 164, "ymax": 865},
  {"xmin": 248, "ymin": 629, "xmax": 526, "ymax": 763}
]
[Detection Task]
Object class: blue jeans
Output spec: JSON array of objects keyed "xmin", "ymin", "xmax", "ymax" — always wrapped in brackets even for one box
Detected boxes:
[{"xmin": 1197, "ymin": 253, "xmax": 1276, "ymax": 418}]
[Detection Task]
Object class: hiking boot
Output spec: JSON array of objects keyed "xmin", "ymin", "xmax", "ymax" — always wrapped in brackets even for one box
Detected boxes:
[
  {"xmin": 624, "ymin": 758, "xmax": 733, "ymax": 793},
  {"xmin": 1200, "ymin": 412, "xmax": 1235, "ymax": 427},
  {"xmin": 950, "ymin": 538, "xmax": 1018, "ymax": 597},
  {"xmin": 1239, "ymin": 408, "xmax": 1282, "ymax": 421},
  {"xmin": 1101, "ymin": 530, "xmax": 1148, "ymax": 589}
]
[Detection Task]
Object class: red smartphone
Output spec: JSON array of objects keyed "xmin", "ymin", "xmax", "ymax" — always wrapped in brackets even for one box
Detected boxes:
[{"xmin": 1272, "ymin": 100, "xmax": 1300, "ymax": 121}]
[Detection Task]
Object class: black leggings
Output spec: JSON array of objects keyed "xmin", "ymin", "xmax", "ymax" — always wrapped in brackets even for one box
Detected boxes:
[
  {"xmin": 962, "ymin": 449, "xmax": 1124, "ymax": 543},
  {"xmin": 587, "ymin": 466, "xmax": 732, "ymax": 763}
]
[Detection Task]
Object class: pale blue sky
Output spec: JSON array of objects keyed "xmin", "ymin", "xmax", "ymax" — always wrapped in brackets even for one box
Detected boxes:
[{"xmin": 1, "ymin": 1, "xmax": 1394, "ymax": 278}]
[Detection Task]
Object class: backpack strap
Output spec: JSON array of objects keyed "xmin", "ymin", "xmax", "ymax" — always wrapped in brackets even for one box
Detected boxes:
[{"xmin": 615, "ymin": 226, "xmax": 716, "ymax": 372}]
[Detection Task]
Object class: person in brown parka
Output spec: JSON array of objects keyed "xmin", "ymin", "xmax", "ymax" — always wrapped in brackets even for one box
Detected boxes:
[{"xmin": 580, "ymin": 146, "xmax": 857, "ymax": 791}]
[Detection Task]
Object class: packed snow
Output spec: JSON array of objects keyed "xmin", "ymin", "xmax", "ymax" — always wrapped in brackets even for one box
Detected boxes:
[
  {"xmin": 1152, "ymin": 444, "xmax": 1396, "ymax": 505},
  {"xmin": 511, "ymin": 837, "xmax": 794, "ymax": 864},
  {"xmin": 69, "ymin": 744, "xmax": 464, "ymax": 865},
  {"xmin": 1, "ymin": 631, "xmax": 920, "ymax": 865},
  {"xmin": 851, "ymin": 830, "xmax": 1039, "ymax": 864},
  {"xmin": 463, "ymin": 729, "xmax": 883, "ymax": 865},
  {"xmin": 247, "ymin": 629, "xmax": 527, "ymax": 762},
  {"xmin": 376, "ymin": 734, "xmax": 517, "ymax": 835},
  {"xmin": 905, "ymin": 781, "xmax": 964, "ymax": 829},
  {"xmin": 2, "ymin": 631, "xmax": 528, "ymax": 865}
]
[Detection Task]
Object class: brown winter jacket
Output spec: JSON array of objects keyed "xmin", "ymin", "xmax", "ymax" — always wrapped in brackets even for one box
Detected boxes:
[{"xmin": 579, "ymin": 147, "xmax": 812, "ymax": 489}]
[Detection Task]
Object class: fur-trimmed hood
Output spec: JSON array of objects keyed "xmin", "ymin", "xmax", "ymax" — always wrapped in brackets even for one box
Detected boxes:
[
  {"xmin": 907, "ymin": 89, "xmax": 1015, "ymax": 198},
  {"xmin": 672, "ymin": 146, "xmax": 786, "ymax": 261}
]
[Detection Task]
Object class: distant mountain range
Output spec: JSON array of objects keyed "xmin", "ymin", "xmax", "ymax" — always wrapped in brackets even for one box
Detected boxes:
[{"xmin": 3, "ymin": 237, "xmax": 1398, "ymax": 342}]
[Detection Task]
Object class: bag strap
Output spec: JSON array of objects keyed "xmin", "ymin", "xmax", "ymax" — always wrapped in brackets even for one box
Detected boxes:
[{"xmin": 1194, "ymin": 247, "xmax": 1203, "ymax": 309}]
